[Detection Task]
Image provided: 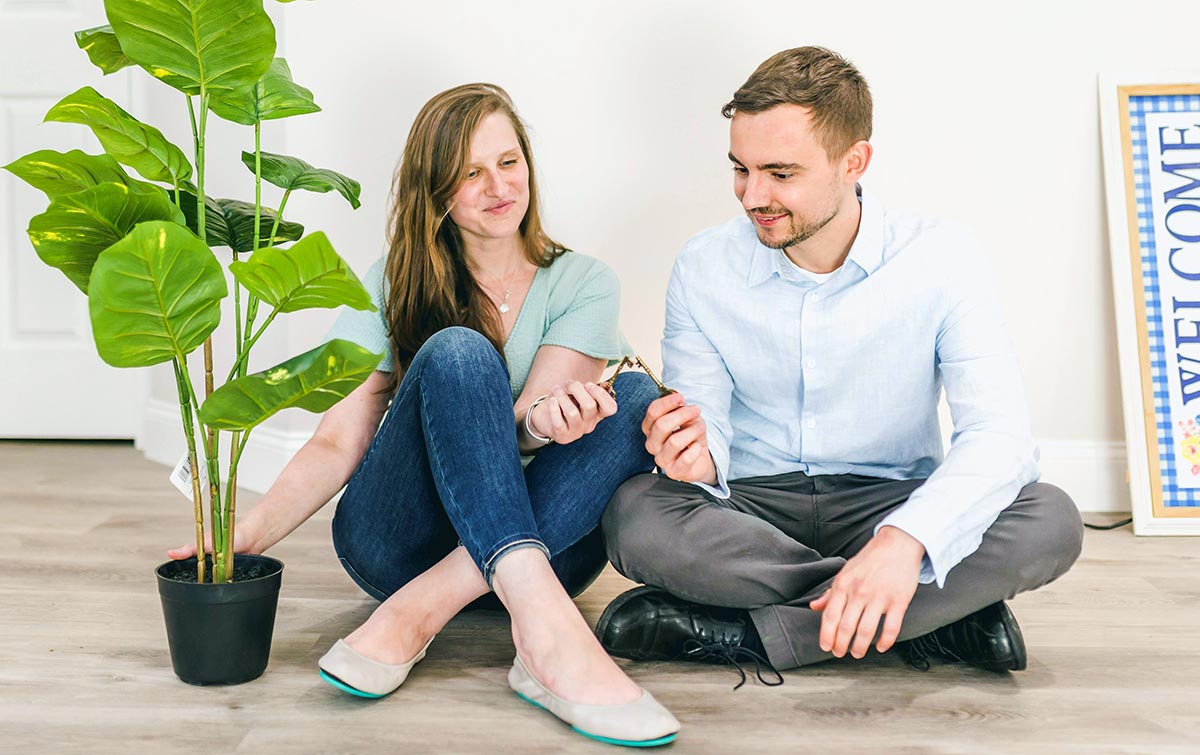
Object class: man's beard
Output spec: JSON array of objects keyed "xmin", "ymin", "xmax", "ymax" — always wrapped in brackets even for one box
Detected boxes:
[{"xmin": 752, "ymin": 205, "xmax": 839, "ymax": 250}]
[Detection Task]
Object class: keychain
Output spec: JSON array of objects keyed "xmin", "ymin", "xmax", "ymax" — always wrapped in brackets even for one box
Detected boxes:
[{"xmin": 599, "ymin": 355, "xmax": 676, "ymax": 398}]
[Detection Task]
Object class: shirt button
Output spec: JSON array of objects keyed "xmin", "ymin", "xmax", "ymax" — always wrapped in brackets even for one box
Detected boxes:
[
  {"xmin": 805, "ymin": 358, "xmax": 816, "ymax": 369},
  {"xmin": 806, "ymin": 418, "xmax": 816, "ymax": 429},
  {"xmin": 810, "ymin": 293, "xmax": 821, "ymax": 302}
]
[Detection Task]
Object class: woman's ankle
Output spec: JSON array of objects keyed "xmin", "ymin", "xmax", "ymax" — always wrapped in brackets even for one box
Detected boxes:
[
  {"xmin": 348, "ymin": 545, "xmax": 489, "ymax": 659},
  {"xmin": 345, "ymin": 608, "xmax": 433, "ymax": 662},
  {"xmin": 492, "ymin": 547, "xmax": 562, "ymax": 605}
]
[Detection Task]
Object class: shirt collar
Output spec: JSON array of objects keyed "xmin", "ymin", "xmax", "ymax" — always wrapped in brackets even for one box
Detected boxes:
[
  {"xmin": 846, "ymin": 188, "xmax": 885, "ymax": 277},
  {"xmin": 747, "ymin": 233, "xmax": 777, "ymax": 287},
  {"xmin": 745, "ymin": 186, "xmax": 885, "ymax": 287}
]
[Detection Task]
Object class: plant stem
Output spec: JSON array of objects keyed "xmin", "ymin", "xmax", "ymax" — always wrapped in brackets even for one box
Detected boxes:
[
  {"xmin": 224, "ymin": 433, "xmax": 238, "ymax": 578},
  {"xmin": 253, "ymin": 121, "xmax": 262, "ymax": 255},
  {"xmin": 244, "ymin": 300, "xmax": 260, "ymax": 345},
  {"xmin": 172, "ymin": 358, "xmax": 206, "ymax": 584},
  {"xmin": 179, "ymin": 355, "xmax": 222, "ymax": 579},
  {"xmin": 244, "ymin": 120, "xmax": 264, "ymax": 369},
  {"xmin": 232, "ymin": 276, "xmax": 243, "ymax": 371},
  {"xmin": 225, "ymin": 308, "xmax": 280, "ymax": 384},
  {"xmin": 246, "ymin": 189, "xmax": 290, "ymax": 340},
  {"xmin": 267, "ymin": 189, "xmax": 291, "ymax": 252},
  {"xmin": 185, "ymin": 95, "xmax": 223, "ymax": 581},
  {"xmin": 187, "ymin": 96, "xmax": 199, "ymax": 157},
  {"xmin": 222, "ymin": 428, "xmax": 253, "ymax": 579},
  {"xmin": 229, "ymin": 239, "xmax": 243, "ymax": 576},
  {"xmin": 232, "ymin": 251, "xmax": 243, "ymax": 368},
  {"xmin": 195, "ymin": 94, "xmax": 210, "ymax": 368},
  {"xmin": 194, "ymin": 88, "xmax": 228, "ymax": 584},
  {"xmin": 221, "ymin": 122, "xmax": 270, "ymax": 581}
]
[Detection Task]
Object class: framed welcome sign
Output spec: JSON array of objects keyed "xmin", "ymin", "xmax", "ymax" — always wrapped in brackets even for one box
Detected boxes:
[{"xmin": 1100, "ymin": 74, "xmax": 1200, "ymax": 535}]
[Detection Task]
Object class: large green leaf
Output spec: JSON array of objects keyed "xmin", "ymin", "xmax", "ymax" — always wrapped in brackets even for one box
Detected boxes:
[
  {"xmin": 27, "ymin": 183, "xmax": 185, "ymax": 293},
  {"xmin": 210, "ymin": 58, "xmax": 320, "ymax": 126},
  {"xmin": 3, "ymin": 149, "xmax": 149, "ymax": 199},
  {"xmin": 177, "ymin": 191, "xmax": 304, "ymax": 253},
  {"xmin": 104, "ymin": 0, "xmax": 276, "ymax": 97},
  {"xmin": 230, "ymin": 232, "xmax": 374, "ymax": 313},
  {"xmin": 219, "ymin": 198, "xmax": 305, "ymax": 253},
  {"xmin": 75, "ymin": 25, "xmax": 133, "ymax": 75},
  {"xmin": 45, "ymin": 87, "xmax": 192, "ymax": 186},
  {"xmin": 88, "ymin": 220, "xmax": 227, "ymax": 368},
  {"xmin": 199, "ymin": 340, "xmax": 382, "ymax": 430},
  {"xmin": 245, "ymin": 151, "xmax": 361, "ymax": 209}
]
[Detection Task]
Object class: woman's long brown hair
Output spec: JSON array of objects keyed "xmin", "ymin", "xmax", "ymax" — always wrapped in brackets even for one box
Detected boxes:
[{"xmin": 383, "ymin": 83, "xmax": 566, "ymax": 378}]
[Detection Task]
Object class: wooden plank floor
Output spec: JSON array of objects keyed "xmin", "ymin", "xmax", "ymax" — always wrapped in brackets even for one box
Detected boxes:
[{"xmin": 1, "ymin": 440, "xmax": 1197, "ymax": 754}]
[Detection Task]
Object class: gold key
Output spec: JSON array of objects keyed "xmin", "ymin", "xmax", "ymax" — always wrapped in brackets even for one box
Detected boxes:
[{"xmin": 599, "ymin": 355, "xmax": 676, "ymax": 398}]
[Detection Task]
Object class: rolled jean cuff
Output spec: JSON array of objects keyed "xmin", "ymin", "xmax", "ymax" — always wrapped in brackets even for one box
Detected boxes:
[{"xmin": 482, "ymin": 536, "xmax": 551, "ymax": 587}]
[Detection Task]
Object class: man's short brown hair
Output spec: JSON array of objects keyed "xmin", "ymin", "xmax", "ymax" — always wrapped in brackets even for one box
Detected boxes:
[{"xmin": 722, "ymin": 46, "xmax": 872, "ymax": 160}]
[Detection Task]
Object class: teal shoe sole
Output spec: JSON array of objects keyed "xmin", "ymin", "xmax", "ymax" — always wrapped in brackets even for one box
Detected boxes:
[
  {"xmin": 320, "ymin": 669, "xmax": 388, "ymax": 699},
  {"xmin": 514, "ymin": 691, "xmax": 677, "ymax": 748}
]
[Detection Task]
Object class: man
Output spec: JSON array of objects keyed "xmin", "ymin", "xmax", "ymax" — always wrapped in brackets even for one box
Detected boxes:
[{"xmin": 597, "ymin": 47, "xmax": 1083, "ymax": 680}]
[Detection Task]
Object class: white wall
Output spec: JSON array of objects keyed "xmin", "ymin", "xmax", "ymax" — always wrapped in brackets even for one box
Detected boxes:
[{"xmin": 141, "ymin": 0, "xmax": 1200, "ymax": 509}]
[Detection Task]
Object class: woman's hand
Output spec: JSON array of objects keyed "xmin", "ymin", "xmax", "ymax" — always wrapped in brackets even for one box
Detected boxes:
[
  {"xmin": 167, "ymin": 517, "xmax": 263, "ymax": 561},
  {"xmin": 530, "ymin": 380, "xmax": 617, "ymax": 445}
]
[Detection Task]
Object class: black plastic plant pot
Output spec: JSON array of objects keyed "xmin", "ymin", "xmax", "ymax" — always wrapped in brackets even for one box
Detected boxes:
[{"xmin": 156, "ymin": 554, "xmax": 284, "ymax": 685}]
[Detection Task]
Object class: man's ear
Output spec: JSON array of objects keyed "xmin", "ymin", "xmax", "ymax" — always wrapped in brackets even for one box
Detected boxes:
[{"xmin": 843, "ymin": 140, "xmax": 873, "ymax": 183}]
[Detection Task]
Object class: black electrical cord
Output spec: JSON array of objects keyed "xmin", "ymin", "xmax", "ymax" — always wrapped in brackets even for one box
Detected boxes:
[{"xmin": 1083, "ymin": 517, "xmax": 1133, "ymax": 530}]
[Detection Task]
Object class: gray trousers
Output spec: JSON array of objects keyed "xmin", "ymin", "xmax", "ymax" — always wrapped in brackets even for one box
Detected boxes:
[{"xmin": 602, "ymin": 471, "xmax": 1084, "ymax": 670}]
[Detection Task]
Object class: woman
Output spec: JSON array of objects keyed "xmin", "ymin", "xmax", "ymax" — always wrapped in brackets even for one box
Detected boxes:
[{"xmin": 169, "ymin": 83, "xmax": 679, "ymax": 747}]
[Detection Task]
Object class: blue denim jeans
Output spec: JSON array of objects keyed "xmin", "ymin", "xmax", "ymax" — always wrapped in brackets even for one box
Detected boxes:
[{"xmin": 331, "ymin": 326, "xmax": 657, "ymax": 602}]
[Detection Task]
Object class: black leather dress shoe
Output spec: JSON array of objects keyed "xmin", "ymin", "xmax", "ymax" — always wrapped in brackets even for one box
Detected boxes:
[
  {"xmin": 596, "ymin": 586, "xmax": 750, "ymax": 661},
  {"xmin": 595, "ymin": 586, "xmax": 783, "ymax": 689},
  {"xmin": 900, "ymin": 602, "xmax": 1027, "ymax": 672}
]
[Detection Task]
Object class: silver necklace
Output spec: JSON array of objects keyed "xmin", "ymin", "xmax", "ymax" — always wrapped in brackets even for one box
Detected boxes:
[{"xmin": 481, "ymin": 258, "xmax": 522, "ymax": 314}]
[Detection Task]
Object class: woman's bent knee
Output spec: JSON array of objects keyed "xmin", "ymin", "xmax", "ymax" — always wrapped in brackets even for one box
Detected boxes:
[
  {"xmin": 413, "ymin": 327, "xmax": 506, "ymax": 387},
  {"xmin": 612, "ymin": 371, "xmax": 659, "ymax": 416},
  {"xmin": 419, "ymin": 326, "xmax": 498, "ymax": 363}
]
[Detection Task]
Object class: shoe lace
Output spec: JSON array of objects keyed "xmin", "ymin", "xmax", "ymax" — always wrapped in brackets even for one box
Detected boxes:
[
  {"xmin": 682, "ymin": 638, "xmax": 784, "ymax": 691},
  {"xmin": 901, "ymin": 632, "xmax": 966, "ymax": 672}
]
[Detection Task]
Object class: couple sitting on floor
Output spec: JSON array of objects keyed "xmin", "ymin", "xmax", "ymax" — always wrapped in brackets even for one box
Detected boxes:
[{"xmin": 169, "ymin": 45, "xmax": 1083, "ymax": 748}]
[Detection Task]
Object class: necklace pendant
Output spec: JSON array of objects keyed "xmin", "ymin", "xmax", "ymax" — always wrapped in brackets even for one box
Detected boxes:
[{"xmin": 498, "ymin": 302, "xmax": 510, "ymax": 314}]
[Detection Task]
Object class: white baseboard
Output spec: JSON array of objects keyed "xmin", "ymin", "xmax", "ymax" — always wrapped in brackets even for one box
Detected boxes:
[
  {"xmin": 1036, "ymin": 441, "xmax": 1130, "ymax": 513},
  {"xmin": 137, "ymin": 399, "xmax": 312, "ymax": 496},
  {"xmin": 137, "ymin": 403, "xmax": 1132, "ymax": 513}
]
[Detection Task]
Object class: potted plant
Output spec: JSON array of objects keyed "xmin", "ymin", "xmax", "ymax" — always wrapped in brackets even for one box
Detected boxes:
[{"xmin": 4, "ymin": 0, "xmax": 381, "ymax": 685}]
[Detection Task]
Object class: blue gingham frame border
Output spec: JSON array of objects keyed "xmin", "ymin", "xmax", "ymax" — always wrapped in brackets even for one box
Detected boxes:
[{"xmin": 1129, "ymin": 93, "xmax": 1200, "ymax": 507}]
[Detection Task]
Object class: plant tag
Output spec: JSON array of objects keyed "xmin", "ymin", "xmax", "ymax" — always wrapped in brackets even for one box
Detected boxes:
[{"xmin": 170, "ymin": 452, "xmax": 209, "ymax": 500}]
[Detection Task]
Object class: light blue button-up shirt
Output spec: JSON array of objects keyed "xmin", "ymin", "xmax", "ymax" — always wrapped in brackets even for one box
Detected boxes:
[{"xmin": 662, "ymin": 190, "xmax": 1039, "ymax": 587}]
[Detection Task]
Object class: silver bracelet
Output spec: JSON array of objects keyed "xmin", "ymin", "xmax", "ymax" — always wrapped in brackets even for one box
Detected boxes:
[{"xmin": 524, "ymin": 394, "xmax": 553, "ymax": 446}]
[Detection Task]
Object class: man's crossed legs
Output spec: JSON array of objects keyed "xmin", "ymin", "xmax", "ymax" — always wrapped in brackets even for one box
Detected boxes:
[{"xmin": 600, "ymin": 471, "xmax": 1083, "ymax": 672}]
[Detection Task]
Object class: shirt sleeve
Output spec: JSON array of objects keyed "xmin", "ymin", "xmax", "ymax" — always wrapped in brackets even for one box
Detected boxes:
[
  {"xmin": 540, "ymin": 257, "xmax": 628, "ymax": 361},
  {"xmin": 875, "ymin": 231, "xmax": 1040, "ymax": 587},
  {"xmin": 323, "ymin": 258, "xmax": 394, "ymax": 372},
  {"xmin": 661, "ymin": 249, "xmax": 736, "ymax": 498}
]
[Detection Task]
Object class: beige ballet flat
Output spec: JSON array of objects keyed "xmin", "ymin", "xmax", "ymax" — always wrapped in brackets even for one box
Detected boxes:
[
  {"xmin": 507, "ymin": 655, "xmax": 680, "ymax": 747},
  {"xmin": 318, "ymin": 637, "xmax": 434, "ymax": 698}
]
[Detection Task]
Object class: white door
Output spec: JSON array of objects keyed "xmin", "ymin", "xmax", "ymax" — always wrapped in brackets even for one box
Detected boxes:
[{"xmin": 0, "ymin": 0, "xmax": 145, "ymax": 438}]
